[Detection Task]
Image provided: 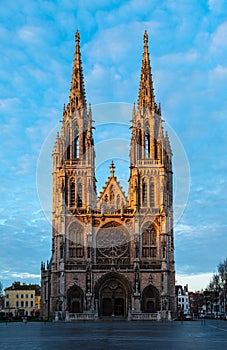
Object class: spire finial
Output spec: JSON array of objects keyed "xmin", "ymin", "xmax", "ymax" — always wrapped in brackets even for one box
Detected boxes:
[
  {"xmin": 76, "ymin": 29, "xmax": 80, "ymax": 43},
  {"xmin": 144, "ymin": 30, "xmax": 148, "ymax": 45},
  {"xmin": 110, "ymin": 161, "xmax": 115, "ymax": 177}
]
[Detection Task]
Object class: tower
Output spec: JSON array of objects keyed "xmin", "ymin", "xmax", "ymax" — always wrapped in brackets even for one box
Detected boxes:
[{"xmin": 41, "ymin": 30, "xmax": 175, "ymax": 320}]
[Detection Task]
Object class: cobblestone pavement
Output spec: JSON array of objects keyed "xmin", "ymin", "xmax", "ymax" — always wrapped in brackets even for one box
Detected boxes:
[{"xmin": 0, "ymin": 319, "xmax": 227, "ymax": 350}]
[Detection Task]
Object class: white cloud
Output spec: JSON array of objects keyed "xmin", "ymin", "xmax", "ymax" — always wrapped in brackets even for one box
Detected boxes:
[
  {"xmin": 176, "ymin": 272, "xmax": 214, "ymax": 291},
  {"xmin": 210, "ymin": 21, "xmax": 227, "ymax": 55}
]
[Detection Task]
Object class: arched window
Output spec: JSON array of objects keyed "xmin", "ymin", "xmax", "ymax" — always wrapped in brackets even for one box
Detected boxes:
[
  {"xmin": 142, "ymin": 224, "xmax": 157, "ymax": 258},
  {"xmin": 66, "ymin": 145, "xmax": 70, "ymax": 160},
  {"xmin": 110, "ymin": 185, "xmax": 114, "ymax": 204},
  {"xmin": 65, "ymin": 176, "xmax": 68, "ymax": 205},
  {"xmin": 137, "ymin": 123, "xmax": 142, "ymax": 159},
  {"xmin": 150, "ymin": 181, "xmax": 155, "ymax": 207},
  {"xmin": 70, "ymin": 179, "xmax": 75, "ymax": 207},
  {"xmin": 68, "ymin": 222, "xmax": 84, "ymax": 259},
  {"xmin": 77, "ymin": 182, "xmax": 82, "ymax": 208},
  {"xmin": 145, "ymin": 130, "xmax": 150, "ymax": 158},
  {"xmin": 154, "ymin": 139, "xmax": 158, "ymax": 159},
  {"xmin": 142, "ymin": 179, "xmax": 147, "ymax": 206},
  {"xmin": 160, "ymin": 143, "xmax": 163, "ymax": 163},
  {"xmin": 74, "ymin": 135, "xmax": 79, "ymax": 158}
]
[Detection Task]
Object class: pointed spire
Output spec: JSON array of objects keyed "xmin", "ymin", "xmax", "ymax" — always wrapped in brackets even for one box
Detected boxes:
[
  {"xmin": 69, "ymin": 30, "xmax": 87, "ymax": 111},
  {"xmin": 138, "ymin": 30, "xmax": 155, "ymax": 111}
]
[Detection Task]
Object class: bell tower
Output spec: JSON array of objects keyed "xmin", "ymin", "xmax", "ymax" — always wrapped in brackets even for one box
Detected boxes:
[
  {"xmin": 49, "ymin": 31, "xmax": 96, "ymax": 316},
  {"xmin": 128, "ymin": 30, "xmax": 172, "ymax": 213}
]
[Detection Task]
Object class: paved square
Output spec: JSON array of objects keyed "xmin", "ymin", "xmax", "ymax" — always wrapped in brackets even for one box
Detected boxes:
[{"xmin": 1, "ymin": 320, "xmax": 227, "ymax": 350}]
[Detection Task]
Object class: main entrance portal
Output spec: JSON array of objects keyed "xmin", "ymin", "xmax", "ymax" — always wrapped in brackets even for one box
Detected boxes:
[
  {"xmin": 95, "ymin": 272, "xmax": 131, "ymax": 318},
  {"xmin": 101, "ymin": 285, "xmax": 125, "ymax": 317}
]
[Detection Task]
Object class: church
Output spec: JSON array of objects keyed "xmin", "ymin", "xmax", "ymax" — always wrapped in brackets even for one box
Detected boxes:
[{"xmin": 40, "ymin": 30, "xmax": 176, "ymax": 321}]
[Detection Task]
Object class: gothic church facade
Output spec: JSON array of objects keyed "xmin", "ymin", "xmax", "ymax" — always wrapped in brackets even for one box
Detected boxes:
[{"xmin": 41, "ymin": 30, "xmax": 175, "ymax": 320}]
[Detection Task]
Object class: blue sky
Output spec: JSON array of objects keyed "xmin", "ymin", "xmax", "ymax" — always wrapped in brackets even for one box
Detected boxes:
[{"xmin": 1, "ymin": 0, "xmax": 227, "ymax": 291}]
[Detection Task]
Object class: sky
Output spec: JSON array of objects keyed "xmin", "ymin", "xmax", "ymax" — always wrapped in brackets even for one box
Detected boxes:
[{"xmin": 1, "ymin": 0, "xmax": 227, "ymax": 292}]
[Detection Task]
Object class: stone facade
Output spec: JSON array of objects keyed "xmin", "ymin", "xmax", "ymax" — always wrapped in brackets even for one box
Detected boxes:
[{"xmin": 40, "ymin": 30, "xmax": 176, "ymax": 320}]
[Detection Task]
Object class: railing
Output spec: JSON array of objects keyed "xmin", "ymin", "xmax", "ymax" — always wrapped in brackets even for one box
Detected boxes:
[
  {"xmin": 69, "ymin": 313, "xmax": 96, "ymax": 320},
  {"xmin": 131, "ymin": 313, "xmax": 158, "ymax": 321},
  {"xmin": 137, "ymin": 160, "xmax": 160, "ymax": 166}
]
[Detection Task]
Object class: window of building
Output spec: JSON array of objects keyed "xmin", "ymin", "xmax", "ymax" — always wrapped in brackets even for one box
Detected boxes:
[
  {"xmin": 21, "ymin": 301, "xmax": 24, "ymax": 307},
  {"xmin": 21, "ymin": 294, "xmax": 24, "ymax": 298},
  {"xmin": 31, "ymin": 301, "xmax": 33, "ymax": 307},
  {"xmin": 6, "ymin": 301, "xmax": 9, "ymax": 307},
  {"xmin": 70, "ymin": 179, "xmax": 75, "ymax": 207},
  {"xmin": 16, "ymin": 301, "xmax": 19, "ymax": 307},
  {"xmin": 145, "ymin": 130, "xmax": 150, "ymax": 158},
  {"xmin": 150, "ymin": 181, "xmax": 155, "ymax": 207},
  {"xmin": 68, "ymin": 222, "xmax": 84, "ymax": 259},
  {"xmin": 74, "ymin": 135, "xmax": 79, "ymax": 158},
  {"xmin": 6, "ymin": 294, "xmax": 9, "ymax": 299},
  {"xmin": 77, "ymin": 182, "xmax": 82, "ymax": 208},
  {"xmin": 31, "ymin": 294, "xmax": 33, "ymax": 298},
  {"xmin": 25, "ymin": 301, "xmax": 28, "ymax": 307},
  {"xmin": 142, "ymin": 179, "xmax": 147, "ymax": 206},
  {"xmin": 16, "ymin": 294, "xmax": 19, "ymax": 299},
  {"xmin": 142, "ymin": 224, "xmax": 157, "ymax": 259},
  {"xmin": 26, "ymin": 294, "xmax": 28, "ymax": 298}
]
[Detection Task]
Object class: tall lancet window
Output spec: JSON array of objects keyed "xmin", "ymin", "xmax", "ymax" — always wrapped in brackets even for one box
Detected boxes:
[
  {"xmin": 150, "ymin": 180, "xmax": 155, "ymax": 207},
  {"xmin": 145, "ymin": 130, "xmax": 150, "ymax": 158},
  {"xmin": 137, "ymin": 123, "xmax": 142, "ymax": 159},
  {"xmin": 142, "ymin": 224, "xmax": 157, "ymax": 258},
  {"xmin": 142, "ymin": 178, "xmax": 147, "ymax": 206},
  {"xmin": 77, "ymin": 182, "xmax": 82, "ymax": 208},
  {"xmin": 70, "ymin": 179, "xmax": 75, "ymax": 207},
  {"xmin": 154, "ymin": 139, "xmax": 158, "ymax": 160},
  {"xmin": 74, "ymin": 135, "xmax": 79, "ymax": 158}
]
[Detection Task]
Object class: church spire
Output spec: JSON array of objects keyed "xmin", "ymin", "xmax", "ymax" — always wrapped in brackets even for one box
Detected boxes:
[
  {"xmin": 69, "ymin": 30, "xmax": 87, "ymax": 111},
  {"xmin": 137, "ymin": 31, "xmax": 155, "ymax": 111}
]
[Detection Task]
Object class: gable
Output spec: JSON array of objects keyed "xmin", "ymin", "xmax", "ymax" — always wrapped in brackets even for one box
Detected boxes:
[{"xmin": 97, "ymin": 176, "xmax": 127, "ymax": 210}]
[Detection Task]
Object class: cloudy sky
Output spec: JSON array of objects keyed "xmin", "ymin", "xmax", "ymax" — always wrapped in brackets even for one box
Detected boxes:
[{"xmin": 1, "ymin": 0, "xmax": 227, "ymax": 291}]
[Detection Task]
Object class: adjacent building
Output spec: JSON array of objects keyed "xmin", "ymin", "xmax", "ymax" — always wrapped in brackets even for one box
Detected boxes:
[
  {"xmin": 4, "ymin": 282, "xmax": 40, "ymax": 317},
  {"xmin": 176, "ymin": 284, "xmax": 190, "ymax": 318},
  {"xmin": 41, "ymin": 30, "xmax": 175, "ymax": 320}
]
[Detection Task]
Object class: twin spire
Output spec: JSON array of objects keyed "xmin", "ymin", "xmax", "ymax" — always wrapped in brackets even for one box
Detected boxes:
[{"xmin": 68, "ymin": 30, "xmax": 155, "ymax": 113}]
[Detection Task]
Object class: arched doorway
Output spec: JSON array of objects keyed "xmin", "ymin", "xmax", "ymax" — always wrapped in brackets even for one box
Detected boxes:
[
  {"xmin": 101, "ymin": 281, "xmax": 126, "ymax": 317},
  {"xmin": 94, "ymin": 272, "xmax": 132, "ymax": 318},
  {"xmin": 67, "ymin": 285, "xmax": 83, "ymax": 313},
  {"xmin": 141, "ymin": 285, "xmax": 160, "ymax": 313}
]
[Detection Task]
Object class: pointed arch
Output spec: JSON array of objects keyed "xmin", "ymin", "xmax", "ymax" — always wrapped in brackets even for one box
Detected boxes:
[
  {"xmin": 69, "ymin": 178, "xmax": 75, "ymax": 207},
  {"xmin": 142, "ymin": 178, "xmax": 147, "ymax": 207},
  {"xmin": 149, "ymin": 180, "xmax": 155, "ymax": 207},
  {"xmin": 145, "ymin": 123, "xmax": 150, "ymax": 158},
  {"xmin": 73, "ymin": 132, "xmax": 79, "ymax": 159},
  {"xmin": 142, "ymin": 223, "xmax": 157, "ymax": 258},
  {"xmin": 77, "ymin": 181, "xmax": 82, "ymax": 208},
  {"xmin": 67, "ymin": 221, "xmax": 84, "ymax": 258},
  {"xmin": 141, "ymin": 285, "xmax": 160, "ymax": 313},
  {"xmin": 67, "ymin": 285, "xmax": 83, "ymax": 313}
]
